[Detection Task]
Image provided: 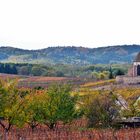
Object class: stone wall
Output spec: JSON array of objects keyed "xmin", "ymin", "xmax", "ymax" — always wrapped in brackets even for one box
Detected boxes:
[{"xmin": 116, "ymin": 76, "xmax": 140, "ymax": 84}]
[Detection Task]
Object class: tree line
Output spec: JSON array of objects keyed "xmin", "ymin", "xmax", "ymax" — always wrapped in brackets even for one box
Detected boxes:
[
  {"xmin": 0, "ymin": 63, "xmax": 64, "ymax": 77},
  {"xmin": 0, "ymin": 63, "xmax": 127, "ymax": 79}
]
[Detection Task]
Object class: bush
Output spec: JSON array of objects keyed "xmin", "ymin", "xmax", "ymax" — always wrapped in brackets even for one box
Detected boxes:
[{"xmin": 85, "ymin": 91, "xmax": 120, "ymax": 128}]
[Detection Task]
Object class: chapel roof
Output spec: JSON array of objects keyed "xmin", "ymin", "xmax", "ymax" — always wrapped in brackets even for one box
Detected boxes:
[{"xmin": 134, "ymin": 52, "xmax": 140, "ymax": 62}]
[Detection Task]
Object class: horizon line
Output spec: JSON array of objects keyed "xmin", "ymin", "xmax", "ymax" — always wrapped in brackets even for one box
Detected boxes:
[{"xmin": 0, "ymin": 44, "xmax": 139, "ymax": 51}]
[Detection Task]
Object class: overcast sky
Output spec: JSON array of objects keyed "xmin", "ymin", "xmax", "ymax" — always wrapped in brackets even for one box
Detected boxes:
[{"xmin": 0, "ymin": 0, "xmax": 140, "ymax": 50}]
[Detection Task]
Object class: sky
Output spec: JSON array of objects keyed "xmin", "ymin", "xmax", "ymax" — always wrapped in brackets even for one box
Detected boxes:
[{"xmin": 0, "ymin": 0, "xmax": 140, "ymax": 50}]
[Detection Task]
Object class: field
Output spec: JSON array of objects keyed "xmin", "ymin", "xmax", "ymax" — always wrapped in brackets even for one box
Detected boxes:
[
  {"xmin": 0, "ymin": 73, "xmax": 120, "ymax": 89},
  {"xmin": 0, "ymin": 73, "xmax": 84, "ymax": 88}
]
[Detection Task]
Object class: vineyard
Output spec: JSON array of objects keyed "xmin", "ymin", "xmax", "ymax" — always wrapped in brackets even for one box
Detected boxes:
[
  {"xmin": 1, "ymin": 124, "xmax": 140, "ymax": 140},
  {"xmin": 1, "ymin": 74, "xmax": 140, "ymax": 139},
  {"xmin": 0, "ymin": 73, "xmax": 84, "ymax": 88},
  {"xmin": 81, "ymin": 79, "xmax": 116, "ymax": 88}
]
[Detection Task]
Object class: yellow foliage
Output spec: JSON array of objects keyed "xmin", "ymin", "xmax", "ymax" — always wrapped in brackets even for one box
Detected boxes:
[{"xmin": 81, "ymin": 79, "xmax": 115, "ymax": 88}]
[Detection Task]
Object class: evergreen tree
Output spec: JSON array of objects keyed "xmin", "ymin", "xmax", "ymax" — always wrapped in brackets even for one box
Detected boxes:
[{"xmin": 109, "ymin": 66, "xmax": 114, "ymax": 79}]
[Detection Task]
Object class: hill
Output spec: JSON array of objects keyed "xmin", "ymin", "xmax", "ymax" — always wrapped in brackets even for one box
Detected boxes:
[{"xmin": 0, "ymin": 45, "xmax": 140, "ymax": 65}]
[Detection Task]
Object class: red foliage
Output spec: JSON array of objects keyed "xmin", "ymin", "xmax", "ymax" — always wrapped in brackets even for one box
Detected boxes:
[
  {"xmin": 0, "ymin": 127, "xmax": 140, "ymax": 140},
  {"xmin": 0, "ymin": 119, "xmax": 140, "ymax": 140},
  {"xmin": 0, "ymin": 73, "xmax": 84, "ymax": 88}
]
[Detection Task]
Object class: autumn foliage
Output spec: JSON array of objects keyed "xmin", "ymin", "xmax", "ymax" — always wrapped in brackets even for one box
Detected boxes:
[{"xmin": 0, "ymin": 78, "xmax": 140, "ymax": 139}]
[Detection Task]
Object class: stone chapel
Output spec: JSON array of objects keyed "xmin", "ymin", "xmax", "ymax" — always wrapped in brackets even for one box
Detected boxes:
[
  {"xmin": 116, "ymin": 52, "xmax": 140, "ymax": 84},
  {"xmin": 133, "ymin": 52, "xmax": 140, "ymax": 77}
]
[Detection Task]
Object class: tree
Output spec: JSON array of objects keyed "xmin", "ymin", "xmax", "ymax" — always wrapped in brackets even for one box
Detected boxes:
[
  {"xmin": 31, "ymin": 66, "xmax": 46, "ymax": 76},
  {"xmin": 85, "ymin": 91, "xmax": 120, "ymax": 128},
  {"xmin": 24, "ymin": 83, "xmax": 79, "ymax": 130},
  {"xmin": 91, "ymin": 71, "xmax": 99, "ymax": 80},
  {"xmin": 42, "ymin": 83, "xmax": 78, "ymax": 129},
  {"xmin": 0, "ymin": 79, "xmax": 27, "ymax": 139},
  {"xmin": 56, "ymin": 71, "xmax": 64, "ymax": 77},
  {"xmin": 17, "ymin": 66, "xmax": 30, "ymax": 75},
  {"xmin": 109, "ymin": 66, "xmax": 114, "ymax": 79},
  {"xmin": 114, "ymin": 69, "xmax": 125, "ymax": 76},
  {"xmin": 98, "ymin": 72, "xmax": 106, "ymax": 80},
  {"xmin": 4, "ymin": 64, "xmax": 11, "ymax": 74},
  {"xmin": 10, "ymin": 64, "xmax": 17, "ymax": 74},
  {"xmin": 0, "ymin": 63, "xmax": 5, "ymax": 73},
  {"xmin": 24, "ymin": 89, "xmax": 45, "ymax": 131}
]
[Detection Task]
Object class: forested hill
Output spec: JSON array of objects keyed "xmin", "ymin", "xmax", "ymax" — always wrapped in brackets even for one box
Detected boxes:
[{"xmin": 0, "ymin": 45, "xmax": 140, "ymax": 65}]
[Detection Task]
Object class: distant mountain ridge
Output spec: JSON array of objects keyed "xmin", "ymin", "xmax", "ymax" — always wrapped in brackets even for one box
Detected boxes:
[{"xmin": 0, "ymin": 45, "xmax": 140, "ymax": 65}]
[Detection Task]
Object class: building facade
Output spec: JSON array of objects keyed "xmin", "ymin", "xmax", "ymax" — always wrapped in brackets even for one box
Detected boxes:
[
  {"xmin": 133, "ymin": 52, "xmax": 140, "ymax": 77},
  {"xmin": 116, "ymin": 52, "xmax": 140, "ymax": 84}
]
